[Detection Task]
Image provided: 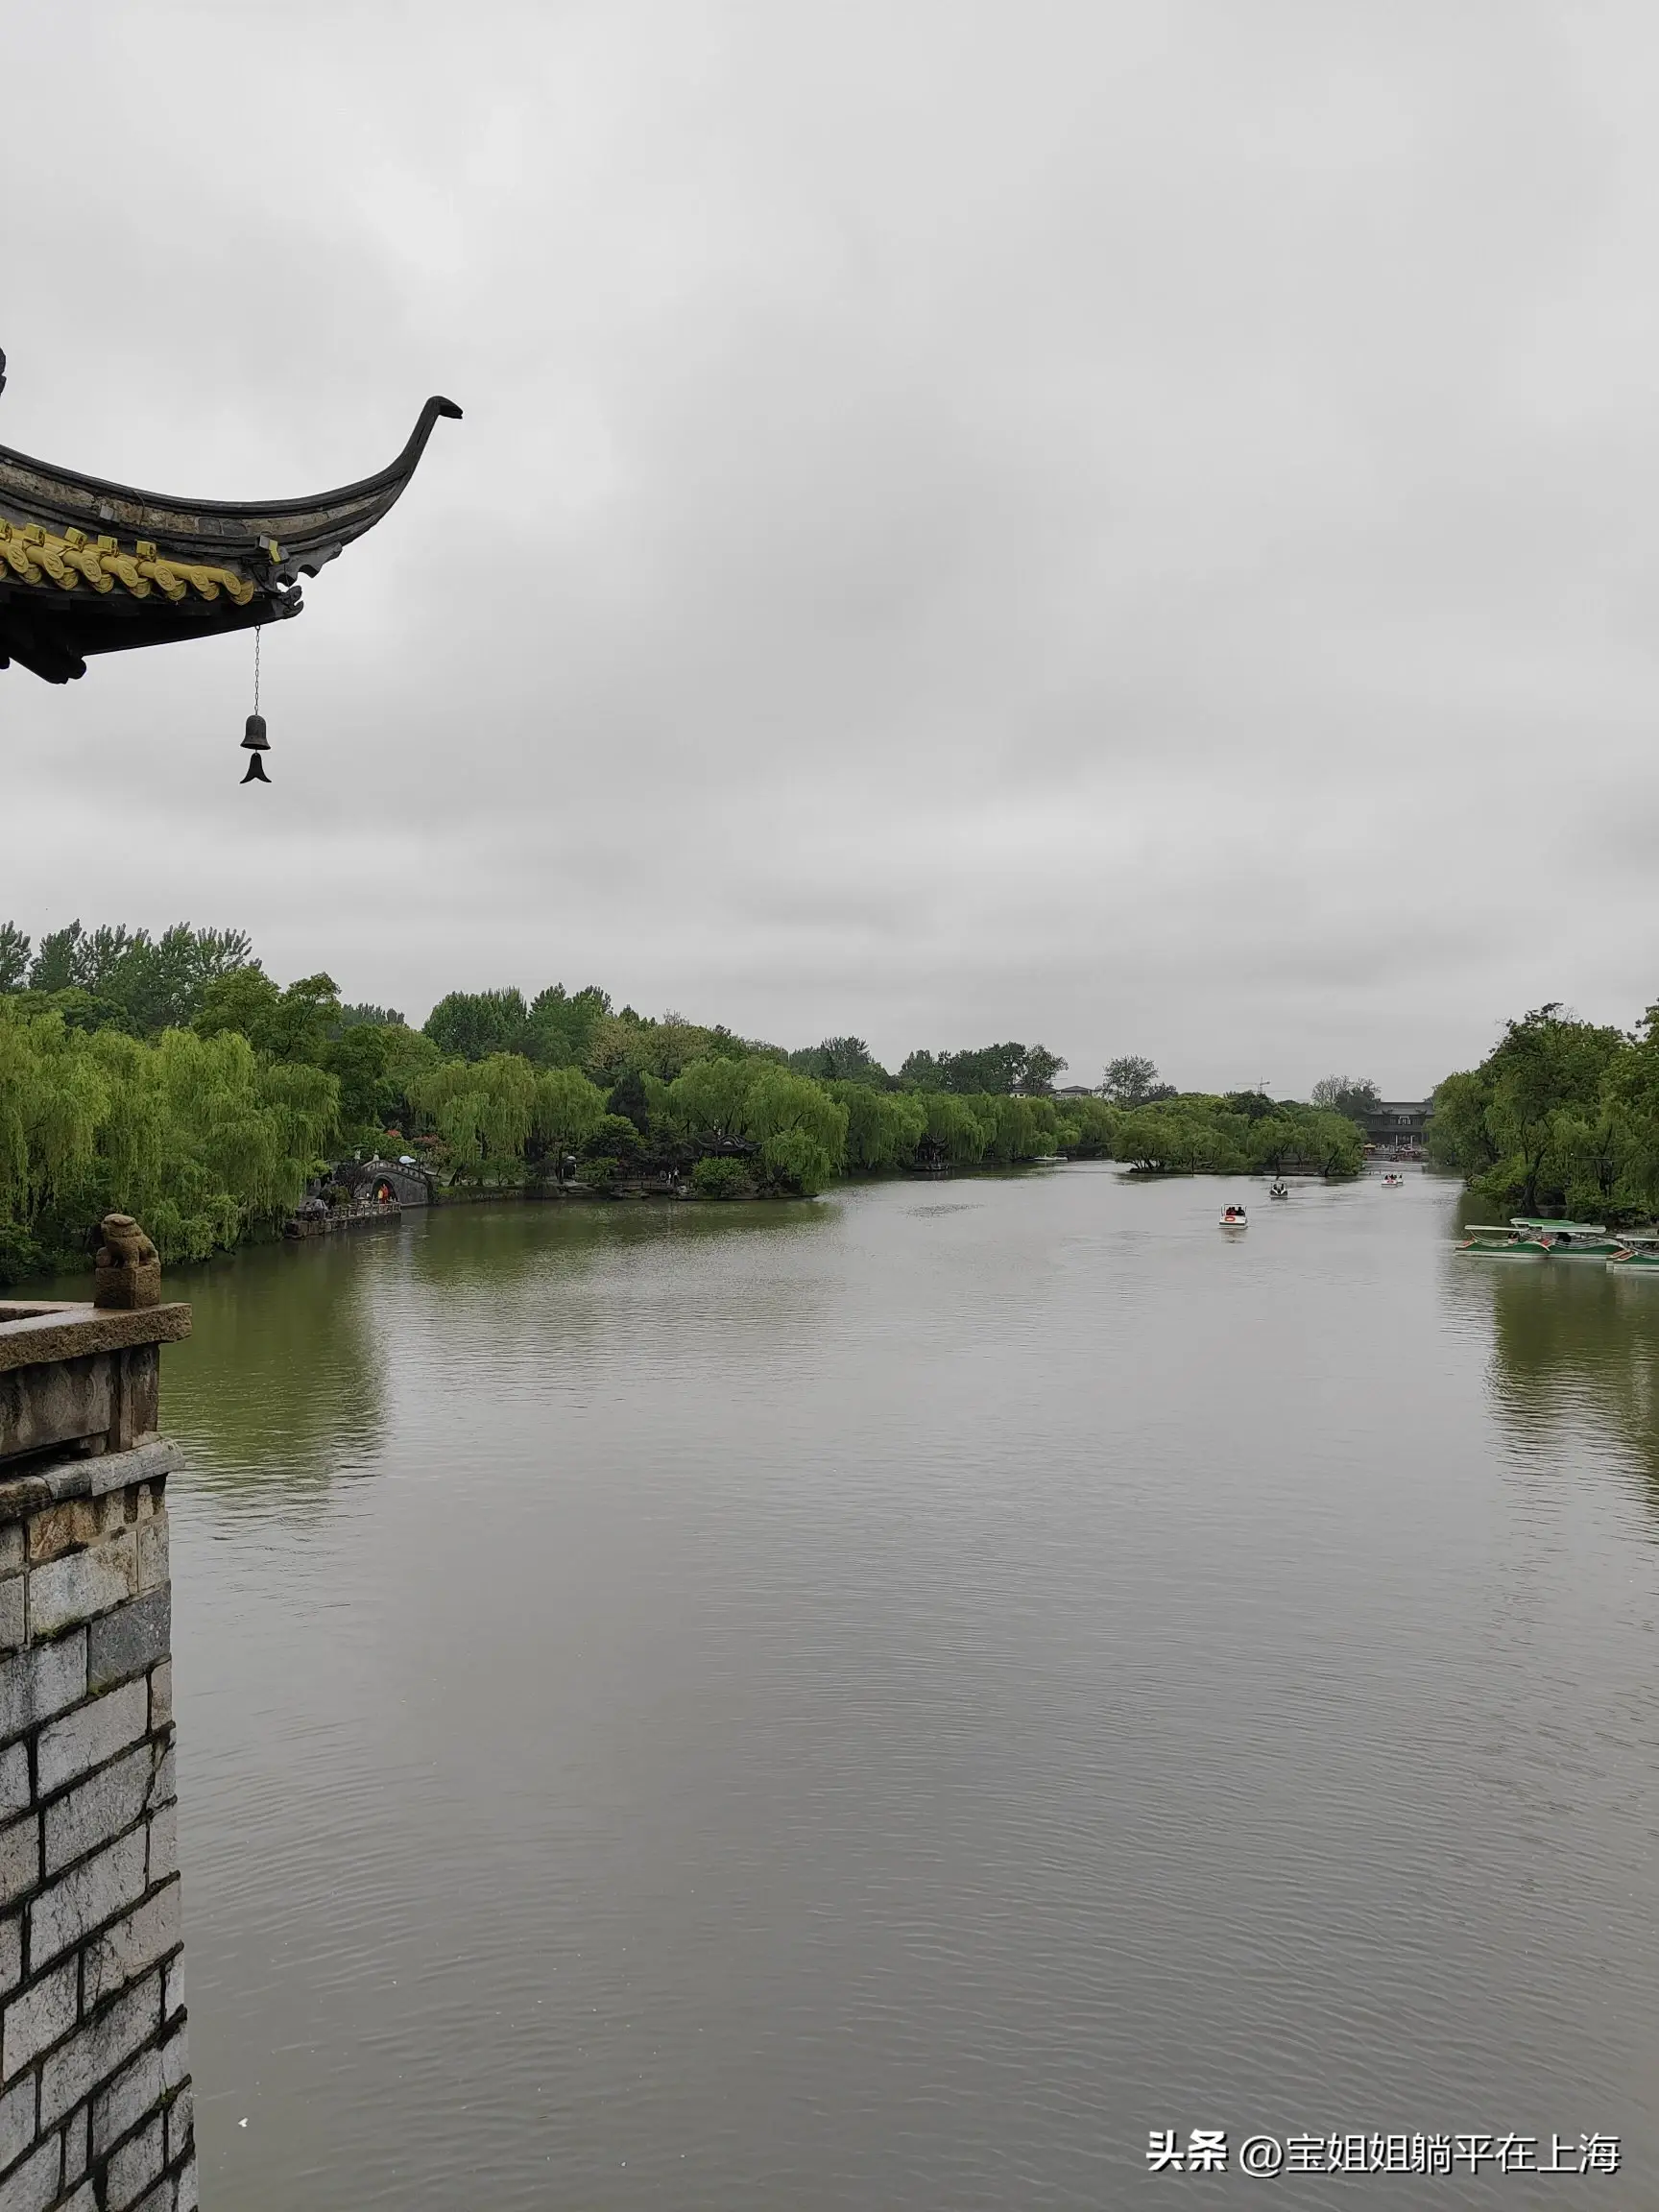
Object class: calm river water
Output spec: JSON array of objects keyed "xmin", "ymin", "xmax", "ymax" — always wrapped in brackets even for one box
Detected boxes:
[{"xmin": 151, "ymin": 1167, "xmax": 1659, "ymax": 2206}]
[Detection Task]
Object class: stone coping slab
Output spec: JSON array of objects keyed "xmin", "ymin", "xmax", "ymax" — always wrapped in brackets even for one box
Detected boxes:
[
  {"xmin": 0, "ymin": 1439, "xmax": 182, "ymax": 1525},
  {"xmin": 0, "ymin": 1304, "xmax": 192, "ymax": 1377}
]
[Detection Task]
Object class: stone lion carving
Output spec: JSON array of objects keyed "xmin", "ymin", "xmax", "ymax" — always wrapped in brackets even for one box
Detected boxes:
[{"xmin": 92, "ymin": 1214, "xmax": 162, "ymax": 1310}]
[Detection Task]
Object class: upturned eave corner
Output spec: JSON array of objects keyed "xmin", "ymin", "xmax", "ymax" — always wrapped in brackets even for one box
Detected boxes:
[{"xmin": 0, "ymin": 348, "xmax": 461, "ymax": 682}]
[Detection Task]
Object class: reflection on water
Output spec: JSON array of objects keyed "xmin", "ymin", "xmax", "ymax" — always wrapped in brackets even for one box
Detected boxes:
[
  {"xmin": 1452, "ymin": 1252, "xmax": 1659, "ymax": 1510},
  {"xmin": 161, "ymin": 1231, "xmax": 390, "ymax": 1502},
  {"xmin": 157, "ymin": 1171, "xmax": 1659, "ymax": 2210},
  {"xmin": 404, "ymin": 1193, "xmax": 832, "ymax": 1289}
]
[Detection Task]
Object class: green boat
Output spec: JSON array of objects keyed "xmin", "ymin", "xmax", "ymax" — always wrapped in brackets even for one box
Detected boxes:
[
  {"xmin": 1455, "ymin": 1217, "xmax": 1623, "ymax": 1259},
  {"xmin": 1608, "ymin": 1233, "xmax": 1659, "ymax": 1273},
  {"xmin": 1456, "ymin": 1224, "xmax": 1550, "ymax": 1258},
  {"xmin": 1509, "ymin": 1216, "xmax": 1623, "ymax": 1259}
]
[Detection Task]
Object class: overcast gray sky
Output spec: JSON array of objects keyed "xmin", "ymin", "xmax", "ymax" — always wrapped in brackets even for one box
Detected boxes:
[{"xmin": 4, "ymin": 1, "xmax": 1657, "ymax": 1094}]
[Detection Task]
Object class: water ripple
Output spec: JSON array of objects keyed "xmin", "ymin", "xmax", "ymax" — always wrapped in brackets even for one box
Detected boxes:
[{"xmin": 162, "ymin": 1171, "xmax": 1659, "ymax": 2208}]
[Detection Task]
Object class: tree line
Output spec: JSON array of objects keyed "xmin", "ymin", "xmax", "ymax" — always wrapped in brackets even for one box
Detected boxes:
[
  {"xmin": 1430, "ymin": 999, "xmax": 1659, "ymax": 1222},
  {"xmin": 0, "ymin": 918, "xmax": 1365, "ymax": 1280}
]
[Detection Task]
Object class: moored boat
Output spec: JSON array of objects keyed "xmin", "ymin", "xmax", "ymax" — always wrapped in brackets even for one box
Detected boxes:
[
  {"xmin": 1608, "ymin": 1233, "xmax": 1659, "ymax": 1273},
  {"xmin": 1509, "ymin": 1216, "xmax": 1623, "ymax": 1260},
  {"xmin": 1457, "ymin": 1224, "xmax": 1549, "ymax": 1258}
]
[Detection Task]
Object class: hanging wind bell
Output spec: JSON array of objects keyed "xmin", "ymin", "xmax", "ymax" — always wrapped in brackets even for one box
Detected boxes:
[{"xmin": 240, "ymin": 623, "xmax": 271, "ymax": 783}]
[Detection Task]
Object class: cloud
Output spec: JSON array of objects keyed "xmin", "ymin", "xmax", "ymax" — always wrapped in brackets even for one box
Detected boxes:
[{"xmin": 3, "ymin": 0, "xmax": 1655, "ymax": 1094}]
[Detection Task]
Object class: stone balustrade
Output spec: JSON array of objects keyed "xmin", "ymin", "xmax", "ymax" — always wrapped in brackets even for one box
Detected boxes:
[{"xmin": 0, "ymin": 1222, "xmax": 196, "ymax": 2211}]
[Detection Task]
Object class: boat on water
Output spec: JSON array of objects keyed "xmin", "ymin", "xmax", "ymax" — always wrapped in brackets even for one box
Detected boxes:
[
  {"xmin": 1456, "ymin": 1217, "xmax": 1622, "ymax": 1260},
  {"xmin": 1456, "ymin": 1224, "xmax": 1550, "ymax": 1258},
  {"xmin": 1510, "ymin": 1216, "xmax": 1623, "ymax": 1259},
  {"xmin": 1608, "ymin": 1233, "xmax": 1659, "ymax": 1273},
  {"xmin": 1220, "ymin": 1205, "xmax": 1248, "ymax": 1229},
  {"xmin": 1381, "ymin": 1172, "xmax": 1404, "ymax": 1188},
  {"xmin": 1268, "ymin": 1181, "xmax": 1288, "ymax": 1201}
]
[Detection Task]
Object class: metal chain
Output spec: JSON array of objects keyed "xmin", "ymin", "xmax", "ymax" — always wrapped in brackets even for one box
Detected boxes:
[{"xmin": 253, "ymin": 622, "xmax": 262, "ymax": 716}]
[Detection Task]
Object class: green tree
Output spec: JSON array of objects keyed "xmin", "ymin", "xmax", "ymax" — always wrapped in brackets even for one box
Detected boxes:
[
  {"xmin": 1247, "ymin": 1115, "xmax": 1301, "ymax": 1172},
  {"xmin": 582, "ymin": 1114, "xmax": 645, "ymax": 1170},
  {"xmin": 1300, "ymin": 1108, "xmax": 1365, "ymax": 1177},
  {"xmin": 1596, "ymin": 1008, "xmax": 1659, "ymax": 1215},
  {"xmin": 110, "ymin": 926, "xmax": 253, "ymax": 1033},
  {"xmin": 319, "ymin": 1023, "xmax": 397, "ymax": 1150},
  {"xmin": 1103, "ymin": 1055, "xmax": 1160, "ymax": 1107},
  {"xmin": 900, "ymin": 1043, "xmax": 1065, "ymax": 1095},
  {"xmin": 830, "ymin": 1084, "xmax": 927, "ymax": 1170},
  {"xmin": 585, "ymin": 1011, "xmax": 714, "ymax": 1085},
  {"xmin": 1224, "ymin": 1089, "xmax": 1278, "ymax": 1122},
  {"xmin": 1429, "ymin": 1008, "xmax": 1632, "ymax": 1214},
  {"xmin": 194, "ymin": 969, "xmax": 342, "ymax": 1066},
  {"xmin": 525, "ymin": 983, "xmax": 610, "ymax": 1068},
  {"xmin": 0, "ymin": 925, "xmax": 30, "ymax": 994},
  {"xmin": 1481, "ymin": 1007, "xmax": 1625, "ymax": 1213},
  {"xmin": 607, "ymin": 1068, "xmax": 651, "ymax": 1131},
  {"xmin": 1022, "ymin": 1046, "xmax": 1066, "ymax": 1094},
  {"xmin": 978, "ymin": 1094, "xmax": 1058, "ymax": 1164},
  {"xmin": 191, "ymin": 965, "xmax": 283, "ymax": 1047},
  {"xmin": 423, "ymin": 988, "xmax": 530, "ymax": 1062},
  {"xmin": 407, "ymin": 1054, "xmax": 539, "ymax": 1183},
  {"xmin": 1427, "ymin": 1070, "xmax": 1496, "ymax": 1181},
  {"xmin": 692, "ymin": 1155, "xmax": 748, "ymax": 1197},
  {"xmin": 532, "ymin": 1067, "xmax": 608, "ymax": 1178},
  {"xmin": 1310, "ymin": 1074, "xmax": 1381, "ymax": 1125},
  {"xmin": 757, "ymin": 1126, "xmax": 837, "ymax": 1197},
  {"xmin": 920, "ymin": 1093, "xmax": 989, "ymax": 1165},
  {"xmin": 786, "ymin": 1036, "xmax": 890, "ymax": 1086},
  {"xmin": 24, "ymin": 921, "xmax": 254, "ymax": 1032},
  {"xmin": 26, "ymin": 989, "xmax": 133, "ymax": 1037},
  {"xmin": 27, "ymin": 925, "xmax": 86, "ymax": 996},
  {"xmin": 744, "ymin": 1067, "xmax": 849, "ymax": 1189},
  {"xmin": 1060, "ymin": 1097, "xmax": 1118, "ymax": 1157},
  {"xmin": 259, "ymin": 974, "xmax": 342, "ymax": 1065},
  {"xmin": 374, "ymin": 1026, "xmax": 443, "ymax": 1142},
  {"xmin": 1110, "ymin": 1099, "xmax": 1258, "ymax": 1174},
  {"xmin": 662, "ymin": 1055, "xmax": 760, "ymax": 1149},
  {"xmin": 1114, "ymin": 1106, "xmax": 1178, "ymax": 1170},
  {"xmin": 0, "ymin": 1005, "xmax": 336, "ymax": 1276}
]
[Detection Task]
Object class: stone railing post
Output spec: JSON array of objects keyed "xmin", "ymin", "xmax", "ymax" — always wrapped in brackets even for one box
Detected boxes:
[{"xmin": 0, "ymin": 1216, "xmax": 196, "ymax": 2211}]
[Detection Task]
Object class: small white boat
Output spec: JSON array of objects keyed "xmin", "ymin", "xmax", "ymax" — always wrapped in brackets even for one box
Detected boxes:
[
  {"xmin": 1267, "ymin": 1182, "xmax": 1288, "ymax": 1201},
  {"xmin": 1381, "ymin": 1172, "xmax": 1404, "ymax": 1188},
  {"xmin": 1220, "ymin": 1206, "xmax": 1248, "ymax": 1229}
]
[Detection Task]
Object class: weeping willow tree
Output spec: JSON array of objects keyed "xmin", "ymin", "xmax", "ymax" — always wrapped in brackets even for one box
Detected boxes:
[
  {"xmin": 532, "ymin": 1066, "xmax": 608, "ymax": 1172},
  {"xmin": 0, "ymin": 1005, "xmax": 108, "ymax": 1262},
  {"xmin": 921, "ymin": 1092, "xmax": 990, "ymax": 1166},
  {"xmin": 650, "ymin": 1056, "xmax": 848, "ymax": 1194},
  {"xmin": 656, "ymin": 1054, "xmax": 759, "ymax": 1150},
  {"xmin": 0, "ymin": 1005, "xmax": 338, "ymax": 1280},
  {"xmin": 407, "ymin": 1053, "xmax": 541, "ymax": 1184},
  {"xmin": 741, "ymin": 1067, "xmax": 849, "ymax": 1196},
  {"xmin": 972, "ymin": 1093, "xmax": 1060, "ymax": 1164},
  {"xmin": 829, "ymin": 1083, "xmax": 927, "ymax": 1170}
]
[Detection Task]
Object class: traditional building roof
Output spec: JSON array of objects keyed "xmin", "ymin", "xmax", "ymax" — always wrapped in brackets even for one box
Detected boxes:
[{"xmin": 0, "ymin": 350, "xmax": 460, "ymax": 682}]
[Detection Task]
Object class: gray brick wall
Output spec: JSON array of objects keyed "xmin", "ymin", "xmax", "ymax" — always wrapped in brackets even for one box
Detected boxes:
[{"xmin": 0, "ymin": 1446, "xmax": 193, "ymax": 2210}]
